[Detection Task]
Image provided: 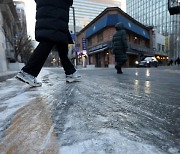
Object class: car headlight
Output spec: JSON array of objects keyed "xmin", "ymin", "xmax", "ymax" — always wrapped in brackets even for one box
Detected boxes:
[
  {"xmin": 147, "ymin": 61, "xmax": 150, "ymax": 64},
  {"xmin": 135, "ymin": 61, "xmax": 139, "ymax": 64}
]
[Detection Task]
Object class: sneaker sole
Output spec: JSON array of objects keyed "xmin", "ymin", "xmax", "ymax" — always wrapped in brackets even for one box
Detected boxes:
[{"xmin": 66, "ymin": 78, "xmax": 81, "ymax": 83}]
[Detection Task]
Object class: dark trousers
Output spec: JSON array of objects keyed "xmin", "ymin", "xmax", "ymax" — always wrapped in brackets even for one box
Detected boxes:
[
  {"xmin": 22, "ymin": 41, "xmax": 76, "ymax": 77},
  {"xmin": 115, "ymin": 63, "xmax": 122, "ymax": 71}
]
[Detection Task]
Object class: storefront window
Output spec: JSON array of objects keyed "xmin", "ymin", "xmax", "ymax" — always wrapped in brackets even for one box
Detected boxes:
[
  {"xmin": 134, "ymin": 36, "xmax": 140, "ymax": 44},
  {"xmin": 127, "ymin": 33, "xmax": 131, "ymax": 42}
]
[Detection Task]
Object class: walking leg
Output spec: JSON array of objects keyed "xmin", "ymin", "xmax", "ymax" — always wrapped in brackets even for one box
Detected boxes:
[
  {"xmin": 56, "ymin": 43, "xmax": 76, "ymax": 75},
  {"xmin": 22, "ymin": 42, "xmax": 54, "ymax": 77}
]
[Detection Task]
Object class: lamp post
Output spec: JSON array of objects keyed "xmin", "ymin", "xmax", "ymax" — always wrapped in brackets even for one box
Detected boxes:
[
  {"xmin": 168, "ymin": 0, "xmax": 180, "ymax": 15},
  {"xmin": 70, "ymin": 6, "xmax": 78, "ymax": 67},
  {"xmin": 177, "ymin": 36, "xmax": 179, "ymax": 58}
]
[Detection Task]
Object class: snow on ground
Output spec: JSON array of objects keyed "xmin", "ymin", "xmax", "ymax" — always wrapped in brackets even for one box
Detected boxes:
[{"xmin": 0, "ymin": 69, "xmax": 51, "ymax": 132}]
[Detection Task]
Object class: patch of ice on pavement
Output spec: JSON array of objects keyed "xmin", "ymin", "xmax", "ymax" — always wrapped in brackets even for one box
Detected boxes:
[
  {"xmin": 59, "ymin": 128, "xmax": 164, "ymax": 154},
  {"xmin": 0, "ymin": 86, "xmax": 18, "ymax": 96},
  {"xmin": 0, "ymin": 68, "xmax": 58, "ymax": 118},
  {"xmin": 0, "ymin": 92, "xmax": 39, "ymax": 122},
  {"xmin": 168, "ymin": 147, "xmax": 179, "ymax": 154}
]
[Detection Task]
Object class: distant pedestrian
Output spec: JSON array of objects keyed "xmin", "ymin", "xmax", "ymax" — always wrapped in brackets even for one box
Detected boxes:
[
  {"xmin": 112, "ymin": 22, "xmax": 128, "ymax": 74},
  {"xmin": 175, "ymin": 57, "xmax": 180, "ymax": 66},
  {"xmin": 16, "ymin": 0, "xmax": 80, "ymax": 87},
  {"xmin": 168, "ymin": 59, "xmax": 173, "ymax": 66}
]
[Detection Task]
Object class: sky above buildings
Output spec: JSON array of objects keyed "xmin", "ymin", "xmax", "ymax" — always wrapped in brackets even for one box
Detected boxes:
[{"xmin": 21, "ymin": 0, "xmax": 36, "ymax": 40}]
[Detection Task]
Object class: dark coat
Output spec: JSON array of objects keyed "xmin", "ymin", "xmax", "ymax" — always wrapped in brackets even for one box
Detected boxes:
[
  {"xmin": 34, "ymin": 0, "xmax": 73, "ymax": 44},
  {"xmin": 112, "ymin": 23, "xmax": 128, "ymax": 64}
]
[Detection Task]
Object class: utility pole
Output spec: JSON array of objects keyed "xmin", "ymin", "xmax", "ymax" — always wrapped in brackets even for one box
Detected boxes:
[
  {"xmin": 70, "ymin": 6, "xmax": 78, "ymax": 67},
  {"xmin": 177, "ymin": 36, "xmax": 179, "ymax": 58}
]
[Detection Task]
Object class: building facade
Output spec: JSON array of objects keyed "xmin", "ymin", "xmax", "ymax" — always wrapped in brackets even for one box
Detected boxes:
[
  {"xmin": 0, "ymin": 0, "xmax": 27, "ymax": 73},
  {"xmin": 77, "ymin": 7, "xmax": 158, "ymax": 68},
  {"xmin": 0, "ymin": 10, "xmax": 7, "ymax": 72},
  {"xmin": 13, "ymin": 0, "xmax": 27, "ymax": 30},
  {"xmin": 126, "ymin": 0, "xmax": 180, "ymax": 60},
  {"xmin": 69, "ymin": 0, "xmax": 126, "ymax": 32},
  {"xmin": 0, "ymin": 0, "xmax": 20, "ymax": 72}
]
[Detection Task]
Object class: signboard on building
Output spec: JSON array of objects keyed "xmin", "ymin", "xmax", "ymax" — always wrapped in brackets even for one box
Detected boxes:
[
  {"xmin": 88, "ymin": 42, "xmax": 111, "ymax": 54},
  {"xmin": 82, "ymin": 38, "xmax": 86, "ymax": 50}
]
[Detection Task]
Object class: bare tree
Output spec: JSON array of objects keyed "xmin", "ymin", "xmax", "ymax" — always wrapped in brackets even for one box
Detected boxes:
[{"xmin": 15, "ymin": 25, "xmax": 34, "ymax": 64}]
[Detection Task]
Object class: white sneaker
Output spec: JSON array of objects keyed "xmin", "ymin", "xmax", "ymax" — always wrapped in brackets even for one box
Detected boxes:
[
  {"xmin": 16, "ymin": 70, "xmax": 42, "ymax": 87},
  {"xmin": 66, "ymin": 71, "xmax": 81, "ymax": 83}
]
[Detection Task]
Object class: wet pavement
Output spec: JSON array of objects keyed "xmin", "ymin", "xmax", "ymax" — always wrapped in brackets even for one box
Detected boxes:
[{"xmin": 0, "ymin": 66, "xmax": 180, "ymax": 154}]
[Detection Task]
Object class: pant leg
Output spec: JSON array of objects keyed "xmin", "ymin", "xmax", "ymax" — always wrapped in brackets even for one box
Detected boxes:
[
  {"xmin": 115, "ymin": 63, "xmax": 122, "ymax": 70},
  {"xmin": 56, "ymin": 43, "xmax": 76, "ymax": 75},
  {"xmin": 22, "ymin": 41, "xmax": 54, "ymax": 77}
]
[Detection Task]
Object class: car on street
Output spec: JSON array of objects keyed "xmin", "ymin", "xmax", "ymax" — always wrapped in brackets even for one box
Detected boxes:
[{"xmin": 135, "ymin": 57, "xmax": 159, "ymax": 67}]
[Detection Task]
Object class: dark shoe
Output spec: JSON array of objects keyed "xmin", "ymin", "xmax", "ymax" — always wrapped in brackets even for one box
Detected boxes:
[{"xmin": 117, "ymin": 70, "xmax": 123, "ymax": 74}]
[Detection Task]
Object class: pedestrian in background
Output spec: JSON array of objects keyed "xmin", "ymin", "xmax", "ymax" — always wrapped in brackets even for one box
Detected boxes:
[
  {"xmin": 16, "ymin": 0, "xmax": 80, "ymax": 87},
  {"xmin": 112, "ymin": 22, "xmax": 128, "ymax": 74},
  {"xmin": 168, "ymin": 59, "xmax": 173, "ymax": 66},
  {"xmin": 175, "ymin": 57, "xmax": 180, "ymax": 66}
]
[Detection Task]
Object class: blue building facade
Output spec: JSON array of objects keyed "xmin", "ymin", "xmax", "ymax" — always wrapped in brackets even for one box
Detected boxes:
[{"xmin": 77, "ymin": 7, "xmax": 155, "ymax": 67}]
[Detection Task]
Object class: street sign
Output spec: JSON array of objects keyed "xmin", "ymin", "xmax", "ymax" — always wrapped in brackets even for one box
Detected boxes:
[{"xmin": 82, "ymin": 38, "xmax": 86, "ymax": 50}]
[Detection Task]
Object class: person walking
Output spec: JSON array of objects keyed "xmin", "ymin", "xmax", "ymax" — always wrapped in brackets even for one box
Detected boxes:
[
  {"xmin": 175, "ymin": 57, "xmax": 180, "ymax": 66},
  {"xmin": 112, "ymin": 22, "xmax": 128, "ymax": 74},
  {"xmin": 16, "ymin": 0, "xmax": 80, "ymax": 87}
]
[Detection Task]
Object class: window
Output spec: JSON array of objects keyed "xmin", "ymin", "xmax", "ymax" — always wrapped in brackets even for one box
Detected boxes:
[
  {"xmin": 157, "ymin": 43, "xmax": 161, "ymax": 51},
  {"xmin": 134, "ymin": 36, "xmax": 140, "ymax": 44},
  {"xmin": 88, "ymin": 38, "xmax": 92, "ymax": 46},
  {"xmin": 162, "ymin": 45, "xmax": 165, "ymax": 51},
  {"xmin": 97, "ymin": 32, "xmax": 103, "ymax": 42},
  {"xmin": 127, "ymin": 33, "xmax": 131, "ymax": 42}
]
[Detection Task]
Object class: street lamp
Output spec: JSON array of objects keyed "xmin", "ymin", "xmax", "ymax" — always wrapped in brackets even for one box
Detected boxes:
[
  {"xmin": 70, "ymin": 6, "xmax": 78, "ymax": 67},
  {"xmin": 177, "ymin": 36, "xmax": 179, "ymax": 58},
  {"xmin": 168, "ymin": 0, "xmax": 180, "ymax": 15}
]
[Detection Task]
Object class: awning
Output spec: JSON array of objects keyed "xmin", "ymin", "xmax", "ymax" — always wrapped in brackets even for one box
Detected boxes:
[
  {"xmin": 128, "ymin": 44, "xmax": 154, "ymax": 56},
  {"xmin": 88, "ymin": 47, "xmax": 108, "ymax": 55}
]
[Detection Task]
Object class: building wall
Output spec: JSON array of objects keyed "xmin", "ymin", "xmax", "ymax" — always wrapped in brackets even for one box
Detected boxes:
[
  {"xmin": 14, "ymin": 1, "xmax": 27, "ymax": 30},
  {"xmin": 0, "ymin": 12, "xmax": 8, "ymax": 72},
  {"xmin": 126, "ymin": 0, "xmax": 180, "ymax": 60},
  {"xmin": 69, "ymin": 0, "xmax": 126, "ymax": 32},
  {"xmin": 0, "ymin": 0, "xmax": 22, "ymax": 73},
  {"xmin": 77, "ymin": 8, "xmax": 153, "ymax": 67}
]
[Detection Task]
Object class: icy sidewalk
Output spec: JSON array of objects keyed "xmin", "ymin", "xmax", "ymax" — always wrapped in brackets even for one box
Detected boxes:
[
  {"xmin": 0, "ymin": 68, "xmax": 178, "ymax": 154},
  {"xmin": 0, "ymin": 71, "xmax": 18, "ymax": 82}
]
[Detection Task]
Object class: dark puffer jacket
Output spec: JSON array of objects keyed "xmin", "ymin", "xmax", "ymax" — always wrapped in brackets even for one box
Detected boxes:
[
  {"xmin": 34, "ymin": 0, "xmax": 73, "ymax": 44},
  {"xmin": 112, "ymin": 22, "xmax": 128, "ymax": 64}
]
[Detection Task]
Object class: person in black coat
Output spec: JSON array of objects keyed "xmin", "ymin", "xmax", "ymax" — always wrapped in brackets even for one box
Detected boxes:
[
  {"xmin": 16, "ymin": 0, "xmax": 80, "ymax": 87},
  {"xmin": 175, "ymin": 57, "xmax": 180, "ymax": 66},
  {"xmin": 112, "ymin": 22, "xmax": 128, "ymax": 74}
]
